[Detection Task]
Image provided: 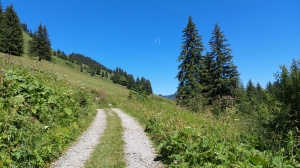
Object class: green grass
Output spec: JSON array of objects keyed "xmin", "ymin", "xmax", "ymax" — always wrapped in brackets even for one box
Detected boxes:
[
  {"xmin": 85, "ymin": 109, "xmax": 126, "ymax": 168},
  {"xmin": 7, "ymin": 54, "xmax": 246, "ymax": 166},
  {"xmin": 0, "ymin": 53, "xmax": 98, "ymax": 167},
  {"xmin": 4, "ymin": 50, "xmax": 298, "ymax": 167}
]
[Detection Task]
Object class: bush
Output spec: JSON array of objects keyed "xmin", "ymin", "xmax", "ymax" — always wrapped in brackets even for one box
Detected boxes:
[{"xmin": 0, "ymin": 69, "xmax": 95, "ymax": 167}]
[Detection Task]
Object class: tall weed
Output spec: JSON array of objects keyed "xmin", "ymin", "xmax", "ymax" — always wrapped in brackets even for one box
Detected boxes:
[{"xmin": 0, "ymin": 54, "xmax": 98, "ymax": 167}]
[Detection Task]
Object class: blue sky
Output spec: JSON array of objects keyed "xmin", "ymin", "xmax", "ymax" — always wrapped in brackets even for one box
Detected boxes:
[{"xmin": 3, "ymin": 0, "xmax": 300, "ymax": 95}]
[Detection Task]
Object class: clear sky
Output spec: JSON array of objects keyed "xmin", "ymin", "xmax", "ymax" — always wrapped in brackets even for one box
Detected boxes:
[{"xmin": 2, "ymin": 0, "xmax": 300, "ymax": 95}]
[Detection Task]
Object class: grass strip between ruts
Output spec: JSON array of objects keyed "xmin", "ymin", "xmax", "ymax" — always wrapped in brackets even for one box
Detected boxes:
[{"xmin": 85, "ymin": 109, "xmax": 126, "ymax": 168}]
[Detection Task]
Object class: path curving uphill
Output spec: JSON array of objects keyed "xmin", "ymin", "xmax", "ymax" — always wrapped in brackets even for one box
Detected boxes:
[
  {"xmin": 51, "ymin": 109, "xmax": 107, "ymax": 168},
  {"xmin": 112, "ymin": 108, "xmax": 164, "ymax": 168}
]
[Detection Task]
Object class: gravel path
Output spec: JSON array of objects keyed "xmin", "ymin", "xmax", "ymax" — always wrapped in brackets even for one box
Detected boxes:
[
  {"xmin": 112, "ymin": 108, "xmax": 164, "ymax": 168},
  {"xmin": 51, "ymin": 109, "xmax": 107, "ymax": 168}
]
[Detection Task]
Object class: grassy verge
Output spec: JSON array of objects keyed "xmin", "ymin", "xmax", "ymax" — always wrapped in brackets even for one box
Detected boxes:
[
  {"xmin": 85, "ymin": 109, "xmax": 126, "ymax": 168},
  {"xmin": 0, "ymin": 54, "xmax": 100, "ymax": 167}
]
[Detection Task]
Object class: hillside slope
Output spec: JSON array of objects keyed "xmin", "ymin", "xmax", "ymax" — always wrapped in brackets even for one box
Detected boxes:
[{"xmin": 2, "ymin": 52, "xmax": 298, "ymax": 167}]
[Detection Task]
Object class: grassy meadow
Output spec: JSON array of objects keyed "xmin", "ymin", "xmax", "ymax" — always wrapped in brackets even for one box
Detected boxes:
[{"xmin": 0, "ymin": 31, "xmax": 298, "ymax": 167}]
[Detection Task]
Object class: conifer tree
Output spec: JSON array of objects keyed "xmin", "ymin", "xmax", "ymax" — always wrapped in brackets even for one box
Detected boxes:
[
  {"xmin": 136, "ymin": 77, "xmax": 141, "ymax": 86},
  {"xmin": 256, "ymin": 82, "xmax": 265, "ymax": 100},
  {"xmin": 141, "ymin": 77, "xmax": 146, "ymax": 86},
  {"xmin": 105, "ymin": 71, "xmax": 108, "ymax": 79},
  {"xmin": 208, "ymin": 23, "xmax": 239, "ymax": 100},
  {"xmin": 0, "ymin": 0, "xmax": 6, "ymax": 52},
  {"xmin": 119, "ymin": 76, "xmax": 127, "ymax": 86},
  {"xmin": 96, "ymin": 69, "xmax": 100, "ymax": 75},
  {"xmin": 126, "ymin": 74, "xmax": 135, "ymax": 89},
  {"xmin": 29, "ymin": 23, "xmax": 52, "ymax": 61},
  {"xmin": 246, "ymin": 79, "xmax": 256, "ymax": 98},
  {"xmin": 80, "ymin": 64, "xmax": 83, "ymax": 72},
  {"xmin": 145, "ymin": 79, "xmax": 153, "ymax": 95},
  {"xmin": 3, "ymin": 4, "xmax": 23, "ymax": 55},
  {"xmin": 201, "ymin": 52, "xmax": 215, "ymax": 101},
  {"xmin": 111, "ymin": 73, "xmax": 120, "ymax": 84},
  {"xmin": 176, "ymin": 16, "xmax": 205, "ymax": 107}
]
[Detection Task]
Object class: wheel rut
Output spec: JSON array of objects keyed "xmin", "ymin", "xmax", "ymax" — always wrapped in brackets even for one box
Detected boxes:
[
  {"xmin": 51, "ymin": 108, "xmax": 163, "ymax": 168},
  {"xmin": 112, "ymin": 108, "xmax": 164, "ymax": 168},
  {"xmin": 51, "ymin": 109, "xmax": 107, "ymax": 168}
]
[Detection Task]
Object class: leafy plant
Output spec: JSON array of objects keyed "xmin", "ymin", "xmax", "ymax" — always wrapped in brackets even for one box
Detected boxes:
[{"xmin": 0, "ymin": 66, "xmax": 96, "ymax": 167}]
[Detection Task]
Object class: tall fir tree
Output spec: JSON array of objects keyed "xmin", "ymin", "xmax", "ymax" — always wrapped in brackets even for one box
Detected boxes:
[
  {"xmin": 0, "ymin": 0, "xmax": 6, "ymax": 53},
  {"xmin": 145, "ymin": 79, "xmax": 153, "ymax": 95},
  {"xmin": 126, "ymin": 74, "xmax": 136, "ymax": 89},
  {"xmin": 105, "ymin": 71, "xmax": 108, "ymax": 79},
  {"xmin": 246, "ymin": 79, "xmax": 256, "ymax": 98},
  {"xmin": 3, "ymin": 4, "xmax": 23, "ymax": 55},
  {"xmin": 208, "ymin": 23, "xmax": 239, "ymax": 100},
  {"xmin": 29, "ymin": 23, "xmax": 52, "ymax": 61},
  {"xmin": 201, "ymin": 52, "xmax": 215, "ymax": 102},
  {"xmin": 176, "ymin": 16, "xmax": 205, "ymax": 107},
  {"xmin": 80, "ymin": 64, "xmax": 83, "ymax": 72}
]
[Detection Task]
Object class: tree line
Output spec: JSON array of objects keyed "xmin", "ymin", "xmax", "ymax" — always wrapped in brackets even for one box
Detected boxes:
[
  {"xmin": 0, "ymin": 2, "xmax": 153, "ymax": 95},
  {"xmin": 176, "ymin": 16, "xmax": 239, "ymax": 110},
  {"xmin": 111, "ymin": 67, "xmax": 153, "ymax": 95}
]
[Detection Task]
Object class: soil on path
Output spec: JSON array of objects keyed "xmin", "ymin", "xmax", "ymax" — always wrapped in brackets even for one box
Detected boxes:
[
  {"xmin": 51, "ymin": 108, "xmax": 163, "ymax": 168},
  {"xmin": 51, "ymin": 109, "xmax": 107, "ymax": 168},
  {"xmin": 112, "ymin": 108, "xmax": 164, "ymax": 168}
]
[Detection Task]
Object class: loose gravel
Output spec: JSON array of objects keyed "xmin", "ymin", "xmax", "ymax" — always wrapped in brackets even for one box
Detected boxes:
[
  {"xmin": 112, "ymin": 108, "xmax": 164, "ymax": 168},
  {"xmin": 51, "ymin": 109, "xmax": 107, "ymax": 168}
]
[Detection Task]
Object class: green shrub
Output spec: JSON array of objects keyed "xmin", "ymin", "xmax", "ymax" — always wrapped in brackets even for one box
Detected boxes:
[{"xmin": 0, "ymin": 69, "xmax": 96, "ymax": 167}]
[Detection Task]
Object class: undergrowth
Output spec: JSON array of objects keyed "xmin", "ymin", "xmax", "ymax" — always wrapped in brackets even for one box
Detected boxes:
[
  {"xmin": 119, "ymin": 94, "xmax": 300, "ymax": 167},
  {"xmin": 0, "ymin": 54, "xmax": 104, "ymax": 167}
]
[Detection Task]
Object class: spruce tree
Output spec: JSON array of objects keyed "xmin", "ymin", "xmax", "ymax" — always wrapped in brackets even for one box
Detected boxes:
[
  {"xmin": 145, "ymin": 79, "xmax": 153, "ymax": 95},
  {"xmin": 80, "ymin": 64, "xmax": 83, "ymax": 72},
  {"xmin": 176, "ymin": 16, "xmax": 205, "ymax": 108},
  {"xmin": 201, "ymin": 52, "xmax": 215, "ymax": 102},
  {"xmin": 246, "ymin": 79, "xmax": 256, "ymax": 98},
  {"xmin": 3, "ymin": 4, "xmax": 23, "ymax": 55},
  {"xmin": 0, "ymin": 0, "xmax": 6, "ymax": 52},
  {"xmin": 208, "ymin": 23, "xmax": 239, "ymax": 100},
  {"xmin": 119, "ymin": 76, "xmax": 127, "ymax": 86},
  {"xmin": 29, "ymin": 23, "xmax": 52, "ymax": 61},
  {"xmin": 105, "ymin": 71, "xmax": 108, "ymax": 79},
  {"xmin": 135, "ymin": 77, "xmax": 141, "ymax": 86},
  {"xmin": 111, "ymin": 73, "xmax": 120, "ymax": 84},
  {"xmin": 126, "ymin": 74, "xmax": 136, "ymax": 89}
]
